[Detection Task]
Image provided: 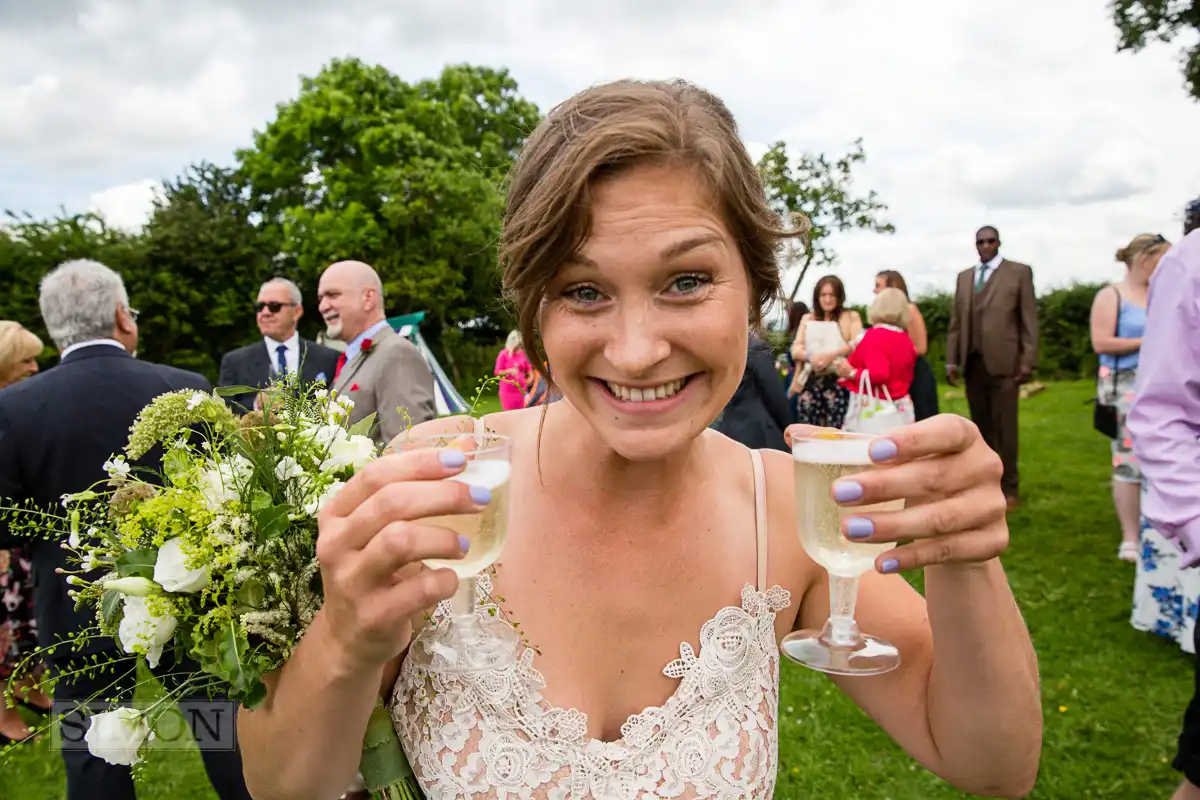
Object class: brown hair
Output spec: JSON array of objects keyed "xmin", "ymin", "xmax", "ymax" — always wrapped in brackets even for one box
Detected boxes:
[
  {"xmin": 499, "ymin": 78, "xmax": 809, "ymax": 373},
  {"xmin": 811, "ymin": 275, "xmax": 847, "ymax": 322},
  {"xmin": 0, "ymin": 321, "xmax": 43, "ymax": 388},
  {"xmin": 877, "ymin": 270, "xmax": 910, "ymax": 299},
  {"xmin": 1115, "ymin": 234, "xmax": 1170, "ymax": 268}
]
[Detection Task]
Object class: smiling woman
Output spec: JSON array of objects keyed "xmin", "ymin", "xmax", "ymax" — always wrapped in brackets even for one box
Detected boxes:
[{"xmin": 237, "ymin": 78, "xmax": 1041, "ymax": 800}]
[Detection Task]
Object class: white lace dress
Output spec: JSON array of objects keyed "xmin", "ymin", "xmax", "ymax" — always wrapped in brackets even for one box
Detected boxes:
[{"xmin": 389, "ymin": 449, "xmax": 792, "ymax": 799}]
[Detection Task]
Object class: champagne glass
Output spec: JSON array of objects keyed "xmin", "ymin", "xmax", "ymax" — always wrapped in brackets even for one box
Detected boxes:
[
  {"xmin": 395, "ymin": 431, "xmax": 517, "ymax": 672},
  {"xmin": 781, "ymin": 431, "xmax": 902, "ymax": 676}
]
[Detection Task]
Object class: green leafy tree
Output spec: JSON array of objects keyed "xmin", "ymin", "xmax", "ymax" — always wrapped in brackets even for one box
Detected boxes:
[
  {"xmin": 237, "ymin": 58, "xmax": 539, "ymax": 356},
  {"xmin": 756, "ymin": 139, "xmax": 895, "ymax": 303},
  {"xmin": 1111, "ymin": 0, "xmax": 1200, "ymax": 99}
]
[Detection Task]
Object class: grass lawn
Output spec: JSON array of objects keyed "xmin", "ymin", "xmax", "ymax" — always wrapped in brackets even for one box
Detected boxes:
[{"xmin": 1, "ymin": 381, "xmax": 1192, "ymax": 798}]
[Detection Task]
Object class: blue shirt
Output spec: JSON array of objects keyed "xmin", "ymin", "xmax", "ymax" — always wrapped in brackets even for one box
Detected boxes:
[
  {"xmin": 1099, "ymin": 291, "xmax": 1147, "ymax": 371},
  {"xmin": 343, "ymin": 320, "xmax": 391, "ymax": 366}
]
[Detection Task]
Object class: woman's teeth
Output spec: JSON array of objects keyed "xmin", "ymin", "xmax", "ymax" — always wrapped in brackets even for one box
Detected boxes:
[{"xmin": 604, "ymin": 378, "xmax": 687, "ymax": 402}]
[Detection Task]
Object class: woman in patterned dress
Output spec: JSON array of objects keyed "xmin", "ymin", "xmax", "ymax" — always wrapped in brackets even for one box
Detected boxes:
[
  {"xmin": 0, "ymin": 321, "xmax": 51, "ymax": 743},
  {"xmin": 788, "ymin": 275, "xmax": 863, "ymax": 429},
  {"xmin": 238, "ymin": 79, "xmax": 1040, "ymax": 800}
]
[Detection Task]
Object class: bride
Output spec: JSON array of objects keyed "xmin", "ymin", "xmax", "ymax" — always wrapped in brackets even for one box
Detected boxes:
[{"xmin": 238, "ymin": 79, "xmax": 1041, "ymax": 799}]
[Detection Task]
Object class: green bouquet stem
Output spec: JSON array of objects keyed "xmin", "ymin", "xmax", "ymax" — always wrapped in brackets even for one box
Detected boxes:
[{"xmin": 360, "ymin": 699, "xmax": 424, "ymax": 800}]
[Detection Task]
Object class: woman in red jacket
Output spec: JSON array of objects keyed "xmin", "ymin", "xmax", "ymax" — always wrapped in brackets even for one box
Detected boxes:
[{"xmin": 834, "ymin": 287, "xmax": 918, "ymax": 429}]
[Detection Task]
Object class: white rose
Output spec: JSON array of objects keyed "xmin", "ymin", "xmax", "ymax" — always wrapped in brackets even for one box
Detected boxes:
[
  {"xmin": 84, "ymin": 707, "xmax": 150, "ymax": 766},
  {"xmin": 321, "ymin": 435, "xmax": 376, "ymax": 474},
  {"xmin": 118, "ymin": 596, "xmax": 177, "ymax": 668},
  {"xmin": 303, "ymin": 481, "xmax": 345, "ymax": 516},
  {"xmin": 153, "ymin": 538, "xmax": 210, "ymax": 594}
]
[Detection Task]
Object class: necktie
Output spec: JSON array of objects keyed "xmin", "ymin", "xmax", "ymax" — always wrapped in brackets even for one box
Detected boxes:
[
  {"xmin": 974, "ymin": 265, "xmax": 988, "ymax": 292},
  {"xmin": 334, "ymin": 352, "xmax": 347, "ymax": 379},
  {"xmin": 275, "ymin": 344, "xmax": 288, "ymax": 376}
]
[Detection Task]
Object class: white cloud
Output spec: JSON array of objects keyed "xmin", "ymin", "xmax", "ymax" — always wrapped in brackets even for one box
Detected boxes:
[
  {"xmin": 2, "ymin": 0, "xmax": 1199, "ymax": 305},
  {"xmin": 88, "ymin": 179, "xmax": 162, "ymax": 232}
]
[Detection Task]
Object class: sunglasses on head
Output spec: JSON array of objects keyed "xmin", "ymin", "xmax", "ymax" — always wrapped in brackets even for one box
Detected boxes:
[{"xmin": 254, "ymin": 301, "xmax": 295, "ymax": 314}]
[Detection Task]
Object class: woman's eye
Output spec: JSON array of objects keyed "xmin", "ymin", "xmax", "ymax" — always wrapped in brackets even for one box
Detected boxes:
[
  {"xmin": 564, "ymin": 285, "xmax": 603, "ymax": 305},
  {"xmin": 670, "ymin": 274, "xmax": 711, "ymax": 295}
]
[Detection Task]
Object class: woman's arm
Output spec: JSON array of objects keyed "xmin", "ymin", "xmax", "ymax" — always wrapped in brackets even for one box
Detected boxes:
[
  {"xmin": 789, "ymin": 315, "xmax": 811, "ymax": 362},
  {"xmin": 842, "ymin": 311, "xmax": 865, "ymax": 354},
  {"xmin": 908, "ymin": 304, "xmax": 928, "ymax": 356},
  {"xmin": 1089, "ymin": 288, "xmax": 1141, "ymax": 355},
  {"xmin": 841, "ymin": 336, "xmax": 892, "ymax": 387}
]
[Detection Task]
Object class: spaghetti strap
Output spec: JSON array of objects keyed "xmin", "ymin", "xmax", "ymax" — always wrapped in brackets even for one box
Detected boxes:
[
  {"xmin": 473, "ymin": 415, "xmax": 486, "ymax": 445},
  {"xmin": 749, "ymin": 449, "xmax": 768, "ymax": 591}
]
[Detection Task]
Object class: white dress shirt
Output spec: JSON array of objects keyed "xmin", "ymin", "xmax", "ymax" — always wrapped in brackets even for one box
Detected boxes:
[
  {"xmin": 264, "ymin": 332, "xmax": 300, "ymax": 375},
  {"xmin": 976, "ymin": 253, "xmax": 1003, "ymax": 287},
  {"xmin": 60, "ymin": 339, "xmax": 127, "ymax": 359}
]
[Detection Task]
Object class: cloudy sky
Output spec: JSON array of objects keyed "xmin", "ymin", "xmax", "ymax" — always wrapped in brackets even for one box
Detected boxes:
[{"xmin": 3, "ymin": 0, "xmax": 1199, "ymax": 306}]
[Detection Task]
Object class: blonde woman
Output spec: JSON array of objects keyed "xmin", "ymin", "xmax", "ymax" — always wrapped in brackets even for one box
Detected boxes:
[
  {"xmin": 1091, "ymin": 234, "xmax": 1169, "ymax": 562},
  {"xmin": 0, "ymin": 321, "xmax": 49, "ymax": 744},
  {"xmin": 835, "ymin": 288, "xmax": 919, "ymax": 430}
]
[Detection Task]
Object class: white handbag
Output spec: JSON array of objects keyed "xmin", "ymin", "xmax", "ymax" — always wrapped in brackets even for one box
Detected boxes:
[{"xmin": 844, "ymin": 370, "xmax": 908, "ymax": 435}]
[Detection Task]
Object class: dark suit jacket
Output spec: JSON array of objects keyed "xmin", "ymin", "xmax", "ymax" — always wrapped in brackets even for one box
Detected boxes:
[
  {"xmin": 946, "ymin": 258, "xmax": 1039, "ymax": 378},
  {"xmin": 712, "ymin": 337, "xmax": 792, "ymax": 452},
  {"xmin": 0, "ymin": 345, "xmax": 211, "ymax": 657},
  {"xmin": 217, "ymin": 336, "xmax": 340, "ymax": 413}
]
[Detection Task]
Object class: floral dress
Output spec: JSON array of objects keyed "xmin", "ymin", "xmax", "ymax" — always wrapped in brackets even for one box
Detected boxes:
[
  {"xmin": 1131, "ymin": 485, "xmax": 1200, "ymax": 654},
  {"xmin": 0, "ymin": 546, "xmax": 38, "ymax": 680}
]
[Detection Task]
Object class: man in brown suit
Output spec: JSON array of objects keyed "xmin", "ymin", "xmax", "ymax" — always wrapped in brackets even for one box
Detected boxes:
[
  {"xmin": 317, "ymin": 260, "xmax": 438, "ymax": 446},
  {"xmin": 946, "ymin": 226, "xmax": 1038, "ymax": 508}
]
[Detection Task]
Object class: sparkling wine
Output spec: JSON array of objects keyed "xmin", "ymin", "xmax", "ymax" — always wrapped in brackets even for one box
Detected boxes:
[
  {"xmin": 793, "ymin": 435, "xmax": 901, "ymax": 578},
  {"xmin": 422, "ymin": 459, "xmax": 512, "ymax": 577}
]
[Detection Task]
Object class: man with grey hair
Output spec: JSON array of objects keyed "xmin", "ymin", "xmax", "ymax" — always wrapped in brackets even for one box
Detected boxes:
[
  {"xmin": 0, "ymin": 260, "xmax": 253, "ymax": 799},
  {"xmin": 217, "ymin": 276, "xmax": 340, "ymax": 413}
]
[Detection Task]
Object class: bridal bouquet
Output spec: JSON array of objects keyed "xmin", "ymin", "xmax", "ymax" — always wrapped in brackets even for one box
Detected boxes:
[{"xmin": 0, "ymin": 374, "xmax": 422, "ymax": 799}]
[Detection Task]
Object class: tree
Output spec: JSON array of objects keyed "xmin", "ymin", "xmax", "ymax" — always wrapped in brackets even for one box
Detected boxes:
[
  {"xmin": 236, "ymin": 58, "xmax": 540, "ymax": 351},
  {"xmin": 1111, "ymin": 0, "xmax": 1200, "ymax": 100},
  {"xmin": 137, "ymin": 162, "xmax": 279, "ymax": 379},
  {"xmin": 756, "ymin": 139, "xmax": 895, "ymax": 304}
]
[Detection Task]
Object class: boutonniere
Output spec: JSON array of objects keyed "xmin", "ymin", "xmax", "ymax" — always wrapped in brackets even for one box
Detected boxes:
[
  {"xmin": 360, "ymin": 338, "xmax": 374, "ymax": 354},
  {"xmin": 350, "ymin": 383, "xmax": 360, "ymax": 392}
]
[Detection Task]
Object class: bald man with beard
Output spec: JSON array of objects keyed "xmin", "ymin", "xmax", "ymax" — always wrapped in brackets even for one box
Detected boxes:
[{"xmin": 317, "ymin": 261, "xmax": 437, "ymax": 444}]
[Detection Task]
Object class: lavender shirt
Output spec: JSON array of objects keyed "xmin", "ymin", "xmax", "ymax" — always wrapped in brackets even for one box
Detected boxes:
[{"xmin": 1127, "ymin": 230, "xmax": 1200, "ymax": 566}]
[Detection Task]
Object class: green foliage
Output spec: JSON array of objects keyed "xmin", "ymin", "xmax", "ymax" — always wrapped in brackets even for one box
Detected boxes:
[
  {"xmin": 757, "ymin": 139, "xmax": 895, "ymax": 302},
  {"xmin": 1111, "ymin": 0, "xmax": 1200, "ymax": 99}
]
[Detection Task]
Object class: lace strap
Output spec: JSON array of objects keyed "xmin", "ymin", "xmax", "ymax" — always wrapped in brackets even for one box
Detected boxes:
[{"xmin": 749, "ymin": 449, "xmax": 768, "ymax": 591}]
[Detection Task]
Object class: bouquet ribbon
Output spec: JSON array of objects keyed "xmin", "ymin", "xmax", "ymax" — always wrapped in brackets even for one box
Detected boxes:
[{"xmin": 360, "ymin": 699, "xmax": 424, "ymax": 799}]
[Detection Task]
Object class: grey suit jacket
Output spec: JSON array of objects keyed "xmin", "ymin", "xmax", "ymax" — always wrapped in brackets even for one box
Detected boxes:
[{"xmin": 333, "ymin": 325, "xmax": 438, "ymax": 445}]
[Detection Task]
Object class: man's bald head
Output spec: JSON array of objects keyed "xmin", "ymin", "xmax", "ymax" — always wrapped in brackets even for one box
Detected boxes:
[{"xmin": 317, "ymin": 260, "xmax": 387, "ymax": 343}]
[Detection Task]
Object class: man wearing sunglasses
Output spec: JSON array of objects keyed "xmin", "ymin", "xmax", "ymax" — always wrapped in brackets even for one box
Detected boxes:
[
  {"xmin": 217, "ymin": 278, "xmax": 340, "ymax": 413},
  {"xmin": 946, "ymin": 226, "xmax": 1039, "ymax": 510}
]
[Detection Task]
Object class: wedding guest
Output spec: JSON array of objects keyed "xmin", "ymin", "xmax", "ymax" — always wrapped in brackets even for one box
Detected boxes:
[
  {"xmin": 781, "ymin": 300, "xmax": 810, "ymax": 422},
  {"xmin": 836, "ymin": 288, "xmax": 918, "ymax": 430},
  {"xmin": 875, "ymin": 271, "xmax": 939, "ymax": 420},
  {"xmin": 1090, "ymin": 234, "xmax": 1168, "ymax": 562},
  {"xmin": 0, "ymin": 321, "xmax": 50, "ymax": 744},
  {"xmin": 239, "ymin": 78, "xmax": 1039, "ymax": 800},
  {"xmin": 494, "ymin": 331, "xmax": 533, "ymax": 410},
  {"xmin": 712, "ymin": 331, "xmax": 793, "ymax": 452},
  {"xmin": 789, "ymin": 275, "xmax": 863, "ymax": 428},
  {"xmin": 1126, "ymin": 222, "xmax": 1200, "ymax": 800},
  {"xmin": 0, "ymin": 260, "xmax": 253, "ymax": 800}
]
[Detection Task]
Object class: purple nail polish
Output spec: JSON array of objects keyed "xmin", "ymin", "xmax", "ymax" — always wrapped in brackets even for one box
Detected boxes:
[
  {"xmin": 833, "ymin": 481, "xmax": 863, "ymax": 503},
  {"xmin": 469, "ymin": 484, "xmax": 492, "ymax": 505},
  {"xmin": 869, "ymin": 438, "xmax": 899, "ymax": 462},
  {"xmin": 439, "ymin": 449, "xmax": 466, "ymax": 468},
  {"xmin": 881, "ymin": 558, "xmax": 900, "ymax": 574},
  {"xmin": 458, "ymin": 535, "xmax": 471, "ymax": 554},
  {"xmin": 846, "ymin": 517, "xmax": 874, "ymax": 539}
]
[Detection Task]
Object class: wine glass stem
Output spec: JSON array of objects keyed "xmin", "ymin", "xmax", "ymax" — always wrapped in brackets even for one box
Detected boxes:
[
  {"xmin": 450, "ymin": 576, "xmax": 477, "ymax": 623},
  {"xmin": 827, "ymin": 574, "xmax": 861, "ymax": 647}
]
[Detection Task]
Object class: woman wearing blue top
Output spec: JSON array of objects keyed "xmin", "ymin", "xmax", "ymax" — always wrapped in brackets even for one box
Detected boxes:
[{"xmin": 1090, "ymin": 233, "xmax": 1169, "ymax": 562}]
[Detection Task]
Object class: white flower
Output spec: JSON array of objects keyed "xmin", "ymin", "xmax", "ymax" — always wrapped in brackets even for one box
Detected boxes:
[
  {"xmin": 320, "ymin": 435, "xmax": 375, "ymax": 474},
  {"xmin": 153, "ymin": 538, "xmax": 210, "ymax": 594},
  {"xmin": 84, "ymin": 707, "xmax": 150, "ymax": 766},
  {"xmin": 186, "ymin": 391, "xmax": 208, "ymax": 410},
  {"xmin": 104, "ymin": 456, "xmax": 131, "ymax": 480},
  {"xmin": 275, "ymin": 456, "xmax": 305, "ymax": 483},
  {"xmin": 68, "ymin": 530, "xmax": 81, "ymax": 549},
  {"xmin": 314, "ymin": 388, "xmax": 328, "ymax": 400},
  {"xmin": 104, "ymin": 577, "xmax": 158, "ymax": 596},
  {"xmin": 310, "ymin": 424, "xmax": 347, "ymax": 448},
  {"xmin": 118, "ymin": 596, "xmax": 177, "ymax": 668},
  {"xmin": 198, "ymin": 455, "xmax": 252, "ymax": 511},
  {"xmin": 303, "ymin": 481, "xmax": 345, "ymax": 516}
]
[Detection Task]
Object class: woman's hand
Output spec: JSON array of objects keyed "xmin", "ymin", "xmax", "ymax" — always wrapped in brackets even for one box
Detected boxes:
[
  {"xmin": 834, "ymin": 359, "xmax": 855, "ymax": 379},
  {"xmin": 810, "ymin": 352, "xmax": 832, "ymax": 371},
  {"xmin": 785, "ymin": 415, "xmax": 1008, "ymax": 573},
  {"xmin": 315, "ymin": 447, "xmax": 483, "ymax": 671}
]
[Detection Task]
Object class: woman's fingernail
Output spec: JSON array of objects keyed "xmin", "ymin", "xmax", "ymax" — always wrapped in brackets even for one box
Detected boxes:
[
  {"xmin": 439, "ymin": 449, "xmax": 466, "ymax": 468},
  {"xmin": 833, "ymin": 481, "xmax": 863, "ymax": 503},
  {"xmin": 846, "ymin": 517, "xmax": 874, "ymax": 539},
  {"xmin": 880, "ymin": 558, "xmax": 900, "ymax": 574},
  {"xmin": 869, "ymin": 438, "xmax": 899, "ymax": 462},
  {"xmin": 469, "ymin": 484, "xmax": 492, "ymax": 505},
  {"xmin": 458, "ymin": 535, "xmax": 471, "ymax": 554}
]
